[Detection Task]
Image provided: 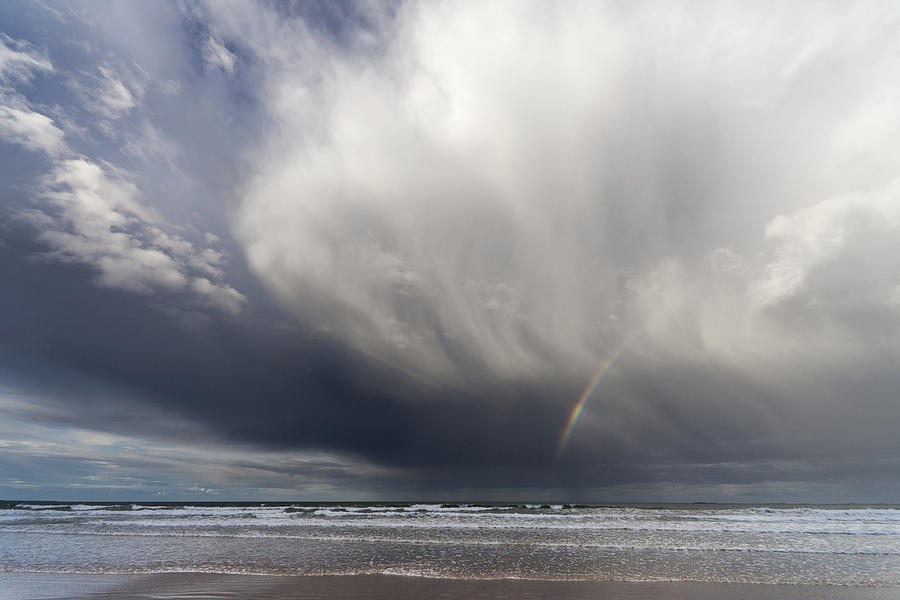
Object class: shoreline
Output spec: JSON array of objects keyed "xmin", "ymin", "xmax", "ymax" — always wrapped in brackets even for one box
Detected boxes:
[{"xmin": 3, "ymin": 573, "xmax": 899, "ymax": 600}]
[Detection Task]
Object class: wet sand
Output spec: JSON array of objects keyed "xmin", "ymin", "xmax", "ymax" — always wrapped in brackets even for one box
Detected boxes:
[{"xmin": 3, "ymin": 573, "xmax": 898, "ymax": 600}]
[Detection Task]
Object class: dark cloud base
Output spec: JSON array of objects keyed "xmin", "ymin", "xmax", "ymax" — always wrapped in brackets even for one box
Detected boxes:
[{"xmin": 4, "ymin": 223, "xmax": 899, "ymax": 500}]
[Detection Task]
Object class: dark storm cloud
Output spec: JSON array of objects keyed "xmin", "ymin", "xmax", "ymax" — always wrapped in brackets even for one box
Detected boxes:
[
  {"xmin": 0, "ymin": 223, "xmax": 566, "ymax": 468},
  {"xmin": 2, "ymin": 1, "xmax": 900, "ymax": 501},
  {"xmin": 5, "ymin": 216, "xmax": 899, "ymax": 498}
]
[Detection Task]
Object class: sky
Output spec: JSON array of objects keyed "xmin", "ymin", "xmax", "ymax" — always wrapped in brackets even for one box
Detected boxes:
[{"xmin": 1, "ymin": 0, "xmax": 900, "ymax": 503}]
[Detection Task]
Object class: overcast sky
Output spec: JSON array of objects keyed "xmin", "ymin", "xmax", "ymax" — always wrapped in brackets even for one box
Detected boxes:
[{"xmin": 2, "ymin": 0, "xmax": 900, "ymax": 502}]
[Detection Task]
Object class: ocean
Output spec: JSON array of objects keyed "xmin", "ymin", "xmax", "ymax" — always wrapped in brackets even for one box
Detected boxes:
[{"xmin": 2, "ymin": 502, "xmax": 898, "ymax": 586}]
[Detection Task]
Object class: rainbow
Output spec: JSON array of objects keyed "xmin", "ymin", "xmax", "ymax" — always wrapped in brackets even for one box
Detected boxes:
[{"xmin": 556, "ymin": 335, "xmax": 634, "ymax": 459}]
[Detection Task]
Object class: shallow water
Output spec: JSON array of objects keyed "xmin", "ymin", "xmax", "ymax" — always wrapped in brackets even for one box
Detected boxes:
[{"xmin": 2, "ymin": 502, "xmax": 898, "ymax": 585}]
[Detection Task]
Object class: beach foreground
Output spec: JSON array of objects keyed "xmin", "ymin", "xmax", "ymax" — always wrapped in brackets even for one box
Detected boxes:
[{"xmin": 3, "ymin": 573, "xmax": 899, "ymax": 600}]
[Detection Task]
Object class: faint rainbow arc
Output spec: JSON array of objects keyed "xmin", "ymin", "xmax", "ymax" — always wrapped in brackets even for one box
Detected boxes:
[{"xmin": 556, "ymin": 334, "xmax": 635, "ymax": 459}]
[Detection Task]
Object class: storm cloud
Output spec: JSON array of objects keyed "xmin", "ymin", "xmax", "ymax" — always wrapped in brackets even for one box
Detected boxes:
[{"xmin": 2, "ymin": 0, "xmax": 900, "ymax": 502}]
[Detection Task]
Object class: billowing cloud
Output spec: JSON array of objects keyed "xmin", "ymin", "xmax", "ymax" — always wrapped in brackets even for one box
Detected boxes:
[
  {"xmin": 0, "ymin": 36, "xmax": 66, "ymax": 155},
  {"xmin": 756, "ymin": 178, "xmax": 900, "ymax": 309},
  {"xmin": 225, "ymin": 1, "xmax": 900, "ymax": 386},
  {"xmin": 30, "ymin": 158, "xmax": 245, "ymax": 312},
  {"xmin": 0, "ymin": 103, "xmax": 66, "ymax": 155},
  {"xmin": 0, "ymin": 28, "xmax": 245, "ymax": 317}
]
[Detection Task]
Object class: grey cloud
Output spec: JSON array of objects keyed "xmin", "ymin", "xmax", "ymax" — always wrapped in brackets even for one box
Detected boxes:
[
  {"xmin": 202, "ymin": 30, "xmax": 236, "ymax": 74},
  {"xmin": 222, "ymin": 1, "xmax": 900, "ymax": 388},
  {"xmin": 3, "ymin": 1, "xmax": 900, "ymax": 501},
  {"xmin": 0, "ymin": 408, "xmax": 386, "ymax": 499},
  {"xmin": 0, "ymin": 33, "xmax": 52, "ymax": 82},
  {"xmin": 69, "ymin": 63, "xmax": 142, "ymax": 123},
  {"xmin": 122, "ymin": 120, "xmax": 181, "ymax": 166},
  {"xmin": 755, "ymin": 177, "xmax": 900, "ymax": 310}
]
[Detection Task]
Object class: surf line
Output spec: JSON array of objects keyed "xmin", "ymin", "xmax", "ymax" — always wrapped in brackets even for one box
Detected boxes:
[{"xmin": 556, "ymin": 333, "xmax": 636, "ymax": 459}]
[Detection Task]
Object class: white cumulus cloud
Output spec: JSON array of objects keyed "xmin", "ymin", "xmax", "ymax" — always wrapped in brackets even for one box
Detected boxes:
[
  {"xmin": 33, "ymin": 158, "xmax": 245, "ymax": 312},
  {"xmin": 0, "ymin": 36, "xmax": 66, "ymax": 156},
  {"xmin": 0, "ymin": 103, "xmax": 66, "ymax": 155}
]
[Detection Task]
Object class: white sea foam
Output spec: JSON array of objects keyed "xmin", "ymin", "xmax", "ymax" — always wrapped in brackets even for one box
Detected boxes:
[
  {"xmin": 3, "ymin": 504, "xmax": 899, "ymax": 585},
  {"xmin": 59, "ymin": 510, "xmax": 899, "ymax": 538},
  {"xmin": 4, "ymin": 527, "xmax": 898, "ymax": 556}
]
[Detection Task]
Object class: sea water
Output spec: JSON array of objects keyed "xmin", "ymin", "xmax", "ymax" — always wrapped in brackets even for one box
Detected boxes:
[{"xmin": 1, "ymin": 502, "xmax": 898, "ymax": 585}]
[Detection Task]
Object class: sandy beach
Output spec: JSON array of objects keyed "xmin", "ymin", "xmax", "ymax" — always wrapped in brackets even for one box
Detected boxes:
[{"xmin": 3, "ymin": 573, "xmax": 899, "ymax": 600}]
